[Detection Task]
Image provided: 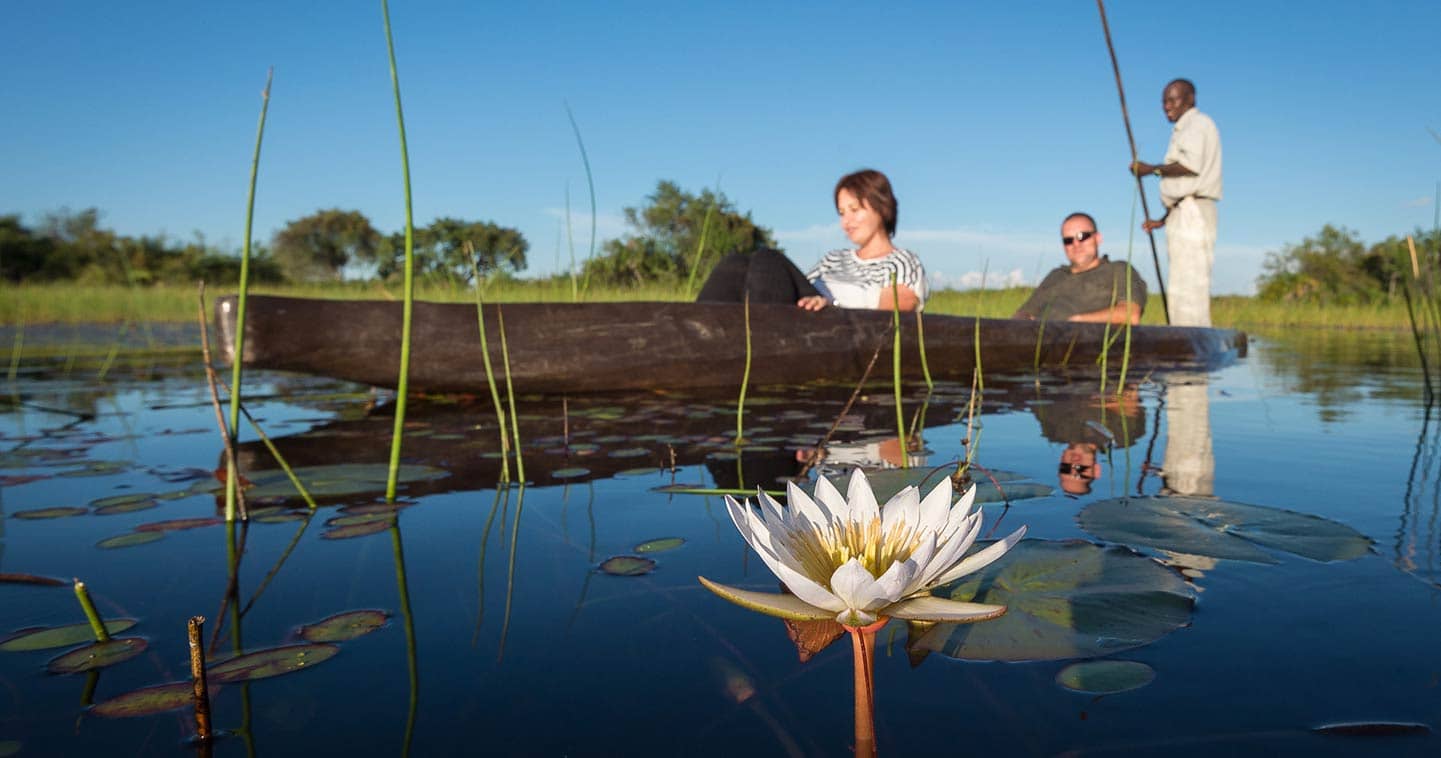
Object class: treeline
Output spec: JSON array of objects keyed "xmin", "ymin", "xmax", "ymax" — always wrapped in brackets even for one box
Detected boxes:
[{"xmin": 1257, "ymin": 225, "xmax": 1441, "ymax": 304}]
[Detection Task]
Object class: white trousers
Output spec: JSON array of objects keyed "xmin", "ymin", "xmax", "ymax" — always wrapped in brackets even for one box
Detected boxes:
[
  {"xmin": 1165, "ymin": 198, "xmax": 1217, "ymax": 327},
  {"xmin": 1161, "ymin": 373, "xmax": 1213, "ymax": 497}
]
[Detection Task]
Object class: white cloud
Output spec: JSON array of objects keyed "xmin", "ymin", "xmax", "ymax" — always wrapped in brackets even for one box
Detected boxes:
[
  {"xmin": 929, "ymin": 268, "xmax": 1028, "ymax": 291},
  {"xmin": 1405, "ymin": 196, "xmax": 1434, "ymax": 209},
  {"xmin": 541, "ymin": 208, "xmax": 629, "ymax": 242}
]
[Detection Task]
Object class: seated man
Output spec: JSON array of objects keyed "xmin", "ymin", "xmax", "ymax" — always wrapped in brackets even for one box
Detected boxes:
[{"xmin": 1013, "ymin": 212, "xmax": 1147, "ymax": 324}]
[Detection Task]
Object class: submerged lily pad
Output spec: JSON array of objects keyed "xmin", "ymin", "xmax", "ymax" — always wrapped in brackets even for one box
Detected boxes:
[
  {"xmin": 912, "ymin": 539, "xmax": 1193, "ymax": 662},
  {"xmin": 1, "ymin": 619, "xmax": 138, "ymax": 651},
  {"xmin": 90, "ymin": 681, "xmax": 219, "ymax": 718},
  {"xmin": 208, "ymin": 643, "xmax": 340, "ymax": 683},
  {"xmin": 96, "ymin": 531, "xmax": 166, "ymax": 549},
  {"xmin": 1078, "ymin": 496, "xmax": 1374, "ymax": 564},
  {"xmin": 47, "ymin": 637, "xmax": 148, "ymax": 673},
  {"xmin": 12, "ymin": 506, "xmax": 88, "ymax": 520},
  {"xmin": 599, "ymin": 556, "xmax": 656, "ymax": 576},
  {"xmin": 634, "ymin": 537, "xmax": 685, "ymax": 554},
  {"xmin": 243, "ymin": 464, "xmax": 448, "ymax": 499},
  {"xmin": 1055, "ymin": 660, "xmax": 1156, "ymax": 694},
  {"xmin": 297, "ymin": 610, "xmax": 389, "ymax": 642},
  {"xmin": 134, "ymin": 517, "xmax": 222, "ymax": 533}
]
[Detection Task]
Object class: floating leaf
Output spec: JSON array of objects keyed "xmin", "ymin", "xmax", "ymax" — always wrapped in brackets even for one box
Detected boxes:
[
  {"xmin": 1055, "ymin": 660, "xmax": 1155, "ymax": 694},
  {"xmin": 208, "ymin": 643, "xmax": 339, "ymax": 683},
  {"xmin": 0, "ymin": 740, "xmax": 17, "ymax": 757},
  {"xmin": 47, "ymin": 637, "xmax": 148, "ymax": 673},
  {"xmin": 134, "ymin": 517, "xmax": 222, "ymax": 533},
  {"xmin": 634, "ymin": 537, "xmax": 685, "ymax": 554},
  {"xmin": 297, "ymin": 610, "xmax": 389, "ymax": 642},
  {"xmin": 616, "ymin": 467, "xmax": 661, "ymax": 477},
  {"xmin": 1, "ymin": 619, "xmax": 138, "ymax": 651},
  {"xmin": 599, "ymin": 556, "xmax": 656, "ymax": 576},
  {"xmin": 974, "ymin": 481, "xmax": 1053, "ymax": 504},
  {"xmin": 89, "ymin": 493, "xmax": 158, "ymax": 510},
  {"xmin": 96, "ymin": 532, "xmax": 165, "ymax": 549},
  {"xmin": 0, "ymin": 572, "xmax": 66, "ymax": 587},
  {"xmin": 325, "ymin": 512, "xmax": 395, "ymax": 528},
  {"xmin": 1078, "ymin": 496, "xmax": 1374, "ymax": 564},
  {"xmin": 255, "ymin": 511, "xmax": 309, "ymax": 524},
  {"xmin": 57, "ymin": 461, "xmax": 129, "ymax": 478},
  {"xmin": 550, "ymin": 467, "xmax": 590, "ymax": 480},
  {"xmin": 913, "ymin": 540, "xmax": 1193, "ymax": 662},
  {"xmin": 608, "ymin": 448, "xmax": 650, "ymax": 459},
  {"xmin": 12, "ymin": 506, "xmax": 88, "ymax": 520},
  {"xmin": 783, "ymin": 617, "xmax": 844, "ymax": 663},
  {"xmin": 1313, "ymin": 721, "xmax": 1432, "ymax": 737},
  {"xmin": 243, "ymin": 464, "xmax": 448, "ymax": 499},
  {"xmin": 93, "ymin": 499, "xmax": 159, "ymax": 515},
  {"xmin": 338, "ymin": 502, "xmax": 413, "ymax": 516},
  {"xmin": 322, "ymin": 519, "xmax": 393, "ymax": 540},
  {"xmin": 90, "ymin": 681, "xmax": 220, "ymax": 719}
]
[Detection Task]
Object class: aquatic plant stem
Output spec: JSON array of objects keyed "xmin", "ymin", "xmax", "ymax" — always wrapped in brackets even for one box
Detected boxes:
[
  {"xmin": 891, "ymin": 274, "xmax": 907, "ymax": 468},
  {"xmin": 845, "ymin": 618, "xmax": 885, "ymax": 758},
  {"xmin": 737, "ymin": 293, "xmax": 752, "ymax": 446},
  {"xmin": 382, "ymin": 0, "xmax": 417, "ymax": 503},
  {"xmin": 566, "ymin": 103, "xmax": 598, "ymax": 299},
  {"xmin": 212, "ymin": 379, "xmax": 317, "ymax": 509},
  {"xmin": 498, "ymin": 485, "xmax": 526, "ymax": 661},
  {"xmin": 684, "ymin": 187, "xmax": 718, "ymax": 297},
  {"xmin": 497, "ymin": 306, "xmax": 526, "ymax": 483},
  {"xmin": 198, "ymin": 283, "xmax": 248, "ymax": 521},
  {"xmin": 226, "ymin": 68, "xmax": 272, "ymax": 523},
  {"xmin": 188, "ymin": 616, "xmax": 213, "ymax": 742},
  {"xmin": 7, "ymin": 320, "xmax": 21, "ymax": 384},
  {"xmin": 72, "ymin": 580, "xmax": 111, "ymax": 642},
  {"xmin": 389, "ymin": 524, "xmax": 419, "ymax": 756},
  {"xmin": 798, "ymin": 340, "xmax": 887, "ymax": 478},
  {"xmin": 915, "ymin": 310, "xmax": 934, "ymax": 391},
  {"xmin": 471, "ymin": 250, "xmax": 512, "ymax": 482}
]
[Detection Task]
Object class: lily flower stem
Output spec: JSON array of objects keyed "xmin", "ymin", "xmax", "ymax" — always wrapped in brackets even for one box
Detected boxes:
[{"xmin": 845, "ymin": 618, "xmax": 886, "ymax": 758}]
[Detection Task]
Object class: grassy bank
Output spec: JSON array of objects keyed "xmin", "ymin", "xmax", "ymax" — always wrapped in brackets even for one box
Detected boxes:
[{"xmin": 0, "ymin": 281, "xmax": 1418, "ymax": 330}]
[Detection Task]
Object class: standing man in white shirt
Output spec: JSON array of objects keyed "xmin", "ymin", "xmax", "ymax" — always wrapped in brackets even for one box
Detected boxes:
[{"xmin": 1130, "ymin": 78, "xmax": 1222, "ymax": 327}]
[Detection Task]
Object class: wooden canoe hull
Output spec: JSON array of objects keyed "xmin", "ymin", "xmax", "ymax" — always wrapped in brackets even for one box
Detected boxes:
[{"xmin": 214, "ymin": 295, "xmax": 1246, "ymax": 393}]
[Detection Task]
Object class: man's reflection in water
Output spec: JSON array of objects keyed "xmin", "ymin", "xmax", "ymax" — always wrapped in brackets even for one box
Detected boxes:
[
  {"xmin": 1032, "ymin": 386, "xmax": 1146, "ymax": 497},
  {"xmin": 1160, "ymin": 372, "xmax": 1214, "ymax": 497}
]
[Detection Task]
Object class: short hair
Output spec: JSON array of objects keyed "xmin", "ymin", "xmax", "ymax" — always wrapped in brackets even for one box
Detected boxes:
[
  {"xmin": 835, "ymin": 169, "xmax": 898, "ymax": 237},
  {"xmin": 1166, "ymin": 78, "xmax": 1196, "ymax": 98},
  {"xmin": 1062, "ymin": 212, "xmax": 1098, "ymax": 232}
]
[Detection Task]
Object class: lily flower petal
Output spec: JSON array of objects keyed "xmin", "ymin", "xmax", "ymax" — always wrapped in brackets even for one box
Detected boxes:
[
  {"xmin": 916, "ymin": 478, "xmax": 954, "ymax": 532},
  {"xmin": 845, "ymin": 469, "xmax": 881, "ymax": 523},
  {"xmin": 887, "ymin": 595, "xmax": 1008, "ymax": 622},
  {"xmin": 697, "ymin": 577, "xmax": 836, "ymax": 621},
  {"xmin": 880, "ymin": 485, "xmax": 921, "ymax": 535},
  {"xmin": 829, "ymin": 558, "xmax": 886, "ymax": 612},
  {"xmin": 932, "ymin": 525, "xmax": 1028, "ymax": 586},
  {"xmin": 812, "ymin": 474, "xmax": 847, "ymax": 520},
  {"xmin": 785, "ymin": 480, "xmax": 830, "ymax": 533}
]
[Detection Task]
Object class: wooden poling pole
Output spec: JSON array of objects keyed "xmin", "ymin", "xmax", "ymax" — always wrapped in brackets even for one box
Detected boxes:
[{"xmin": 1096, "ymin": 0, "xmax": 1171, "ymax": 324}]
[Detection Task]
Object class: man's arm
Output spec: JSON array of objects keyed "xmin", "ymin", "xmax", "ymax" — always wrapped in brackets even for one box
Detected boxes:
[
  {"xmin": 1067, "ymin": 301, "xmax": 1142, "ymax": 325},
  {"xmin": 1130, "ymin": 160, "xmax": 1197, "ymax": 178}
]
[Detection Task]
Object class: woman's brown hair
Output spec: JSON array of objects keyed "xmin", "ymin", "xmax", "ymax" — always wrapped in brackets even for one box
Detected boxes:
[{"xmin": 834, "ymin": 169, "xmax": 897, "ymax": 237}]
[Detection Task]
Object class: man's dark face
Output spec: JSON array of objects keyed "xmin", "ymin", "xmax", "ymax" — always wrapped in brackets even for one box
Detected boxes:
[{"xmin": 1162, "ymin": 84, "xmax": 1194, "ymax": 123}]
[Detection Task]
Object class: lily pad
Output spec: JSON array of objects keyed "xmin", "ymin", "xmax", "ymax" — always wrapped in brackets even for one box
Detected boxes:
[
  {"xmin": 1055, "ymin": 659, "xmax": 1155, "ymax": 694},
  {"xmin": 89, "ymin": 493, "xmax": 158, "ymax": 510},
  {"xmin": 90, "ymin": 681, "xmax": 220, "ymax": 718},
  {"xmin": 297, "ymin": 610, "xmax": 389, "ymax": 642},
  {"xmin": 1, "ymin": 619, "xmax": 139, "ymax": 651},
  {"xmin": 208, "ymin": 643, "xmax": 340, "ymax": 683},
  {"xmin": 550, "ymin": 467, "xmax": 590, "ymax": 480},
  {"xmin": 913, "ymin": 539, "xmax": 1193, "ymax": 662},
  {"xmin": 599, "ymin": 556, "xmax": 656, "ymax": 576},
  {"xmin": 1078, "ymin": 496, "xmax": 1374, "ymax": 564},
  {"xmin": 243, "ymin": 464, "xmax": 448, "ymax": 499},
  {"xmin": 0, "ymin": 572, "xmax": 66, "ymax": 587},
  {"xmin": 608, "ymin": 448, "xmax": 651, "ymax": 459},
  {"xmin": 634, "ymin": 537, "xmax": 685, "ymax": 554},
  {"xmin": 324, "ymin": 512, "xmax": 394, "ymax": 528},
  {"xmin": 134, "ymin": 517, "xmax": 222, "ymax": 533},
  {"xmin": 93, "ymin": 498, "xmax": 159, "ymax": 516},
  {"xmin": 616, "ymin": 467, "xmax": 662, "ymax": 477},
  {"xmin": 47, "ymin": 637, "xmax": 148, "ymax": 673},
  {"xmin": 255, "ymin": 511, "xmax": 309, "ymax": 524},
  {"xmin": 12, "ymin": 506, "xmax": 88, "ymax": 520},
  {"xmin": 322, "ymin": 519, "xmax": 393, "ymax": 540},
  {"xmin": 1312, "ymin": 721, "xmax": 1432, "ymax": 736},
  {"xmin": 974, "ymin": 480, "xmax": 1054, "ymax": 504},
  {"xmin": 0, "ymin": 740, "xmax": 18, "ymax": 757},
  {"xmin": 96, "ymin": 532, "xmax": 166, "ymax": 549}
]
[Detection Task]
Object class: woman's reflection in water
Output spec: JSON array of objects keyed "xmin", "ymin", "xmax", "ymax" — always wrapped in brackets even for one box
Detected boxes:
[{"xmin": 1160, "ymin": 373, "xmax": 1215, "ymax": 497}]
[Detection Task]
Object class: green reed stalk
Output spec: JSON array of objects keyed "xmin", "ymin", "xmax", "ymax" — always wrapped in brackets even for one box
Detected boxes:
[
  {"xmin": 736, "ymin": 294, "xmax": 753, "ymax": 445},
  {"xmin": 890, "ymin": 274, "xmax": 908, "ymax": 468},
  {"xmin": 1031, "ymin": 312, "xmax": 1046, "ymax": 377},
  {"xmin": 72, "ymin": 580, "xmax": 111, "ymax": 642},
  {"xmin": 497, "ymin": 306, "xmax": 526, "ymax": 483},
  {"xmin": 1115, "ymin": 180, "xmax": 1141, "ymax": 395},
  {"xmin": 472, "ymin": 251, "xmax": 512, "ymax": 482},
  {"xmin": 1098, "ymin": 282, "xmax": 1117, "ymax": 396},
  {"xmin": 498, "ymin": 485, "xmax": 526, "ymax": 661},
  {"xmin": 565, "ymin": 183, "xmax": 578, "ymax": 302},
  {"xmin": 382, "ymin": 0, "xmax": 417, "ymax": 503},
  {"xmin": 566, "ymin": 103, "xmax": 597, "ymax": 299},
  {"xmin": 7, "ymin": 320, "xmax": 21, "ymax": 383},
  {"xmin": 473, "ymin": 485, "xmax": 507, "ymax": 642},
  {"xmin": 225, "ymin": 69, "xmax": 272, "ymax": 523},
  {"xmin": 220, "ymin": 383, "xmax": 318, "ymax": 509},
  {"xmin": 199, "ymin": 285, "xmax": 248, "ymax": 521},
  {"xmin": 915, "ymin": 310, "xmax": 933, "ymax": 391},
  {"xmin": 388, "ymin": 524, "xmax": 419, "ymax": 756},
  {"xmin": 684, "ymin": 194, "xmax": 717, "ymax": 297}
]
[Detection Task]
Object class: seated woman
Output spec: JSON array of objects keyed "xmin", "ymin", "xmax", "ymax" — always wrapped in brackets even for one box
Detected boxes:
[{"xmin": 697, "ymin": 169, "xmax": 926, "ymax": 311}]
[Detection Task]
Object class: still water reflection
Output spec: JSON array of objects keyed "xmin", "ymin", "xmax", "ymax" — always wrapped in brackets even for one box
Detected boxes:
[{"xmin": 1, "ymin": 327, "xmax": 1439, "ymax": 755}]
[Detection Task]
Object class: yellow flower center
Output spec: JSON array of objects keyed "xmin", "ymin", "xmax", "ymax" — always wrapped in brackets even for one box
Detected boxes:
[{"xmin": 787, "ymin": 514, "xmax": 924, "ymax": 588}]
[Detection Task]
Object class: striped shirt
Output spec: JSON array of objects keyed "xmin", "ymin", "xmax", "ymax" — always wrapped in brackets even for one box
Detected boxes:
[{"xmin": 806, "ymin": 248, "xmax": 927, "ymax": 310}]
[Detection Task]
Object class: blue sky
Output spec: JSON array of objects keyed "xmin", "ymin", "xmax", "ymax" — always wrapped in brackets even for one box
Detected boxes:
[{"xmin": 5, "ymin": 1, "xmax": 1439, "ymax": 294}]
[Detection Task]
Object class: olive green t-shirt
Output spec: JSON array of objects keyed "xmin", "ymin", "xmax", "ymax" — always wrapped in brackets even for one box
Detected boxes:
[{"xmin": 1014, "ymin": 258, "xmax": 1147, "ymax": 321}]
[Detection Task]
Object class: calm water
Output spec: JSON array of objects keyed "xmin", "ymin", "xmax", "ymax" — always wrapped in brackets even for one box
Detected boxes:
[{"xmin": 2, "ymin": 326, "xmax": 1439, "ymax": 756}]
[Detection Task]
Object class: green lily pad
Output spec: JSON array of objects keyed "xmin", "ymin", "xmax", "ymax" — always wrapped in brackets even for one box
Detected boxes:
[
  {"xmin": 255, "ymin": 511, "xmax": 309, "ymax": 524},
  {"xmin": 90, "ymin": 681, "xmax": 220, "ymax": 718},
  {"xmin": 89, "ymin": 493, "xmax": 158, "ymax": 509},
  {"xmin": 297, "ymin": 610, "xmax": 389, "ymax": 642},
  {"xmin": 338, "ymin": 502, "xmax": 413, "ymax": 515},
  {"xmin": 1312, "ymin": 721, "xmax": 1432, "ymax": 736},
  {"xmin": 57, "ymin": 461, "xmax": 129, "ymax": 477},
  {"xmin": 974, "ymin": 481, "xmax": 1054, "ymax": 504},
  {"xmin": 1, "ymin": 619, "xmax": 139, "ymax": 651},
  {"xmin": 134, "ymin": 517, "xmax": 222, "ymax": 533},
  {"xmin": 634, "ymin": 537, "xmax": 685, "ymax": 554},
  {"xmin": 550, "ymin": 467, "xmax": 590, "ymax": 479},
  {"xmin": 0, "ymin": 740, "xmax": 18, "ymax": 757},
  {"xmin": 96, "ymin": 532, "xmax": 166, "ymax": 549},
  {"xmin": 608, "ymin": 448, "xmax": 650, "ymax": 459},
  {"xmin": 913, "ymin": 539, "xmax": 1194, "ymax": 662},
  {"xmin": 243, "ymin": 464, "xmax": 448, "ymax": 499},
  {"xmin": 12, "ymin": 506, "xmax": 88, "ymax": 520},
  {"xmin": 0, "ymin": 573, "xmax": 66, "ymax": 587},
  {"xmin": 47, "ymin": 637, "xmax": 148, "ymax": 673},
  {"xmin": 208, "ymin": 643, "xmax": 339, "ymax": 683},
  {"xmin": 616, "ymin": 467, "xmax": 662, "ymax": 477},
  {"xmin": 1055, "ymin": 660, "xmax": 1156, "ymax": 694},
  {"xmin": 324, "ymin": 512, "xmax": 394, "ymax": 528},
  {"xmin": 599, "ymin": 556, "xmax": 656, "ymax": 576},
  {"xmin": 322, "ymin": 519, "xmax": 393, "ymax": 540},
  {"xmin": 1078, "ymin": 496, "xmax": 1375, "ymax": 564}
]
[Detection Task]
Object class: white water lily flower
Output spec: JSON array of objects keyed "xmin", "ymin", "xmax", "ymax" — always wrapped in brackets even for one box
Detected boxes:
[{"xmin": 699, "ymin": 469, "xmax": 1026, "ymax": 627}]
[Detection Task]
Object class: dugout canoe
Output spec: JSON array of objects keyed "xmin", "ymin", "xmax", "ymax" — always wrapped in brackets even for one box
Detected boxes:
[{"xmin": 214, "ymin": 295, "xmax": 1246, "ymax": 394}]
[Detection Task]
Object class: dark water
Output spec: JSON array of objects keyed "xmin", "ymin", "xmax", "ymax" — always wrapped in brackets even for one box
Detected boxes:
[{"xmin": 2, "ymin": 328, "xmax": 1439, "ymax": 756}]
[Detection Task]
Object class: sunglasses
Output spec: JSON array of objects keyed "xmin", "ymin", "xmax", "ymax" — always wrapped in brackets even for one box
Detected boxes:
[
  {"xmin": 1061, "ymin": 230, "xmax": 1097, "ymax": 246},
  {"xmin": 1058, "ymin": 462, "xmax": 1094, "ymax": 477}
]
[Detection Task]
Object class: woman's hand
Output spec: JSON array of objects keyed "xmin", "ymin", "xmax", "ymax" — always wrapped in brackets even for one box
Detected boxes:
[{"xmin": 797, "ymin": 295, "xmax": 829, "ymax": 311}]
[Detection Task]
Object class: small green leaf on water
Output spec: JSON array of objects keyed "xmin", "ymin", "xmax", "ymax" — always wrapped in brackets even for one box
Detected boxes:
[
  {"xmin": 134, "ymin": 517, "xmax": 222, "ymax": 533},
  {"xmin": 255, "ymin": 511, "xmax": 308, "ymax": 524},
  {"xmin": 96, "ymin": 532, "xmax": 166, "ymax": 549},
  {"xmin": 616, "ymin": 467, "xmax": 661, "ymax": 477},
  {"xmin": 91, "ymin": 681, "xmax": 220, "ymax": 718},
  {"xmin": 325, "ymin": 512, "xmax": 395, "ymax": 528},
  {"xmin": 1312, "ymin": 721, "xmax": 1432, "ymax": 737},
  {"xmin": 297, "ymin": 610, "xmax": 389, "ymax": 642},
  {"xmin": 634, "ymin": 537, "xmax": 685, "ymax": 554},
  {"xmin": 1055, "ymin": 660, "xmax": 1155, "ymax": 694},
  {"xmin": 608, "ymin": 448, "xmax": 650, "ymax": 459},
  {"xmin": 12, "ymin": 506, "xmax": 88, "ymax": 520},
  {"xmin": 57, "ymin": 461, "xmax": 129, "ymax": 478},
  {"xmin": 599, "ymin": 556, "xmax": 656, "ymax": 576},
  {"xmin": 93, "ymin": 498, "xmax": 159, "ymax": 515},
  {"xmin": 208, "ymin": 643, "xmax": 340, "ymax": 683},
  {"xmin": 243, "ymin": 464, "xmax": 448, "ymax": 499},
  {"xmin": 550, "ymin": 467, "xmax": 590, "ymax": 479},
  {"xmin": 47, "ymin": 637, "xmax": 148, "ymax": 674},
  {"xmin": 89, "ymin": 493, "xmax": 158, "ymax": 509},
  {"xmin": 322, "ymin": 519, "xmax": 393, "ymax": 540},
  {"xmin": 0, "ymin": 740, "xmax": 19, "ymax": 757},
  {"xmin": 1, "ymin": 619, "xmax": 138, "ymax": 651}
]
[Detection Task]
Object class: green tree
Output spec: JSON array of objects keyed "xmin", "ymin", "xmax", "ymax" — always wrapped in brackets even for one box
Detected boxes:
[
  {"xmin": 0, "ymin": 215, "xmax": 56, "ymax": 282},
  {"xmin": 378, "ymin": 217, "xmax": 528, "ymax": 282},
  {"xmin": 271, "ymin": 209, "xmax": 381, "ymax": 282},
  {"xmin": 1256, "ymin": 225, "xmax": 1380, "ymax": 303},
  {"xmin": 583, "ymin": 181, "xmax": 775, "ymax": 286}
]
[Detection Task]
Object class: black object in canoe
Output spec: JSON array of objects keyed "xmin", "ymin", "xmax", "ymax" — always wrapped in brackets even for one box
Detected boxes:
[{"xmin": 214, "ymin": 295, "xmax": 1245, "ymax": 394}]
